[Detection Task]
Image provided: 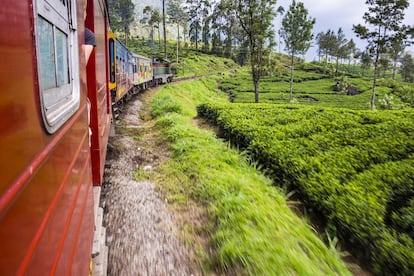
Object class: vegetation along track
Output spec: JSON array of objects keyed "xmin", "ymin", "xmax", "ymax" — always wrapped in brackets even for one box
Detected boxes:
[{"xmin": 100, "ymin": 86, "xmax": 200, "ymax": 275}]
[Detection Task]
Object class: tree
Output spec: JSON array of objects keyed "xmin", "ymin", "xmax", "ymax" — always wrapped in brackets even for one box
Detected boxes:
[
  {"xmin": 281, "ymin": 0, "xmax": 315, "ymax": 102},
  {"xmin": 162, "ymin": 0, "xmax": 167, "ymax": 59},
  {"xmin": 332, "ymin": 28, "xmax": 348, "ymax": 75},
  {"xmin": 378, "ymin": 55, "xmax": 390, "ymax": 77},
  {"xmin": 202, "ymin": 14, "xmax": 212, "ymax": 53},
  {"xmin": 108, "ymin": 0, "xmax": 135, "ymax": 46},
  {"xmin": 400, "ymin": 52, "xmax": 414, "ymax": 82},
  {"xmin": 233, "ymin": 0, "xmax": 277, "ymax": 103},
  {"xmin": 184, "ymin": 0, "xmax": 211, "ymax": 52},
  {"xmin": 360, "ymin": 51, "xmax": 372, "ymax": 74},
  {"xmin": 168, "ymin": 0, "xmax": 187, "ymax": 62},
  {"xmin": 346, "ymin": 39, "xmax": 357, "ymax": 66},
  {"xmin": 315, "ymin": 29, "xmax": 336, "ymax": 73},
  {"xmin": 315, "ymin": 32, "xmax": 324, "ymax": 62},
  {"xmin": 141, "ymin": 6, "xmax": 161, "ymax": 54},
  {"xmin": 210, "ymin": 0, "xmax": 240, "ymax": 58},
  {"xmin": 353, "ymin": 0, "xmax": 413, "ymax": 110}
]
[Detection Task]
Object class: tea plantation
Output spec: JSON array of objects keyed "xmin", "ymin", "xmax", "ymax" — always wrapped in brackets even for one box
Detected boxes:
[
  {"xmin": 219, "ymin": 64, "xmax": 413, "ymax": 110},
  {"xmin": 198, "ymin": 103, "xmax": 414, "ymax": 275}
]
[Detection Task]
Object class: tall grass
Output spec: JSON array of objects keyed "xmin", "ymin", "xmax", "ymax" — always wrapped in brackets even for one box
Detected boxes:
[{"xmin": 150, "ymin": 77, "xmax": 351, "ymax": 275}]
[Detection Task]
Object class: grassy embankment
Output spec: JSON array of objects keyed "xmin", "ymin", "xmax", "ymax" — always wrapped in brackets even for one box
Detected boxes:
[{"xmin": 145, "ymin": 74, "xmax": 351, "ymax": 274}]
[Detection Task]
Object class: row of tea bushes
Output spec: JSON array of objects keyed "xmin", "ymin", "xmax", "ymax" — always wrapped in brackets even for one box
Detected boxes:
[{"xmin": 198, "ymin": 103, "xmax": 414, "ymax": 275}]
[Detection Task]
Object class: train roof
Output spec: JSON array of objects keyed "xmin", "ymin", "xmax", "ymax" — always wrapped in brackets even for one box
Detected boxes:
[
  {"xmin": 153, "ymin": 56, "xmax": 171, "ymax": 64},
  {"xmin": 132, "ymin": 53, "xmax": 151, "ymax": 61}
]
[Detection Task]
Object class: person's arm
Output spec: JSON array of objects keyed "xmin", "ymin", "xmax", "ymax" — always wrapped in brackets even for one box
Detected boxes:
[
  {"xmin": 83, "ymin": 44, "xmax": 94, "ymax": 63},
  {"xmin": 84, "ymin": 28, "xmax": 96, "ymax": 64}
]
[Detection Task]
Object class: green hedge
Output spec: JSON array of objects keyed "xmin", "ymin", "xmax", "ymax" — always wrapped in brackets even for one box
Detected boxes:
[{"xmin": 198, "ymin": 103, "xmax": 414, "ymax": 275}]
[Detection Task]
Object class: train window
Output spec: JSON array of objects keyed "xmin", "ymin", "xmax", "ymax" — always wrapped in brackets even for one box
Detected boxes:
[
  {"xmin": 109, "ymin": 38, "xmax": 116, "ymax": 82},
  {"xmin": 35, "ymin": 0, "xmax": 80, "ymax": 134}
]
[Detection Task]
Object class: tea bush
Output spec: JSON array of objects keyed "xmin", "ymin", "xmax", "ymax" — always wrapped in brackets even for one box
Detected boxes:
[{"xmin": 198, "ymin": 103, "xmax": 414, "ymax": 275}]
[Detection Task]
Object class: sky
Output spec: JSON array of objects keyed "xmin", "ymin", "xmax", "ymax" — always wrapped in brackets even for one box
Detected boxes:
[{"xmin": 274, "ymin": 0, "xmax": 414, "ymax": 61}]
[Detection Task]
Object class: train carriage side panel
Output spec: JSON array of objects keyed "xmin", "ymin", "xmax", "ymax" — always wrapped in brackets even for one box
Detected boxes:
[
  {"xmin": 0, "ymin": 0, "xmax": 97, "ymax": 274},
  {"xmin": 114, "ymin": 39, "xmax": 128, "ymax": 101},
  {"xmin": 132, "ymin": 53, "xmax": 153, "ymax": 89},
  {"xmin": 114, "ymin": 38, "xmax": 133, "ymax": 102},
  {"xmin": 132, "ymin": 54, "xmax": 139, "ymax": 86},
  {"xmin": 86, "ymin": 0, "xmax": 111, "ymax": 186}
]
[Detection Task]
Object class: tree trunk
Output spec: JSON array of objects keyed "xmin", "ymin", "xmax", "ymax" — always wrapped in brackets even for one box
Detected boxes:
[
  {"xmin": 254, "ymin": 79, "xmax": 259, "ymax": 103},
  {"xmin": 392, "ymin": 58, "xmax": 397, "ymax": 80},
  {"xmin": 162, "ymin": 0, "xmax": 167, "ymax": 59},
  {"xmin": 158, "ymin": 23, "xmax": 161, "ymax": 52},
  {"xmin": 289, "ymin": 53, "xmax": 294, "ymax": 102},
  {"xmin": 176, "ymin": 23, "xmax": 180, "ymax": 64},
  {"xmin": 371, "ymin": 65, "xmax": 378, "ymax": 110},
  {"xmin": 124, "ymin": 26, "xmax": 129, "ymax": 47},
  {"xmin": 335, "ymin": 56, "xmax": 339, "ymax": 76},
  {"xmin": 150, "ymin": 26, "xmax": 155, "ymax": 55},
  {"xmin": 371, "ymin": 52, "xmax": 380, "ymax": 110},
  {"xmin": 195, "ymin": 27, "xmax": 198, "ymax": 51},
  {"xmin": 225, "ymin": 21, "xmax": 233, "ymax": 58}
]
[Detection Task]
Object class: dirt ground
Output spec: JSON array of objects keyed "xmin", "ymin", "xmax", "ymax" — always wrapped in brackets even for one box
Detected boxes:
[{"xmin": 100, "ymin": 88, "xmax": 201, "ymax": 276}]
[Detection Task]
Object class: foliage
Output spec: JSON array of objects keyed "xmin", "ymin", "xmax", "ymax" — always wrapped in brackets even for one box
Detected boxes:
[
  {"xmin": 151, "ymin": 77, "xmax": 350, "ymax": 275},
  {"xmin": 198, "ymin": 103, "xmax": 414, "ymax": 275}
]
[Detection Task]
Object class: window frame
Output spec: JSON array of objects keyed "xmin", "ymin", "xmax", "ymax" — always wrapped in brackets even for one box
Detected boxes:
[{"xmin": 34, "ymin": 0, "xmax": 80, "ymax": 134}]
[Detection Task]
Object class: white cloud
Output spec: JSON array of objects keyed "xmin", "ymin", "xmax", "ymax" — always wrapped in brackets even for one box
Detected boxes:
[{"xmin": 275, "ymin": 0, "xmax": 414, "ymax": 60}]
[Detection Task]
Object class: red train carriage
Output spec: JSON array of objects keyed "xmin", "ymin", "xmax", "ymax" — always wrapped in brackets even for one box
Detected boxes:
[
  {"xmin": 0, "ymin": 0, "xmax": 110, "ymax": 274},
  {"xmin": 86, "ymin": 0, "xmax": 111, "ymax": 187}
]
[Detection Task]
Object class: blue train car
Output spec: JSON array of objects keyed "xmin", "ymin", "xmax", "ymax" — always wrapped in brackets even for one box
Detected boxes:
[{"xmin": 113, "ymin": 38, "xmax": 134, "ymax": 102}]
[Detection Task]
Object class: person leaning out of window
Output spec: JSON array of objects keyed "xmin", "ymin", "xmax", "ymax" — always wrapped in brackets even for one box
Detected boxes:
[{"xmin": 82, "ymin": 0, "xmax": 96, "ymax": 64}]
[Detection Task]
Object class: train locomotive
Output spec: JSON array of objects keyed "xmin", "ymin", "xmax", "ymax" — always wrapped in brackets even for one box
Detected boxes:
[{"xmin": 0, "ymin": 0, "xmax": 172, "ymax": 274}]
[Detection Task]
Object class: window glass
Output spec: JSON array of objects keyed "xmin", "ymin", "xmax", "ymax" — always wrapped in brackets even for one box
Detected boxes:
[
  {"xmin": 109, "ymin": 39, "xmax": 115, "ymax": 82},
  {"xmin": 37, "ymin": 17, "xmax": 56, "ymax": 91},
  {"xmin": 56, "ymin": 28, "xmax": 69, "ymax": 87}
]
